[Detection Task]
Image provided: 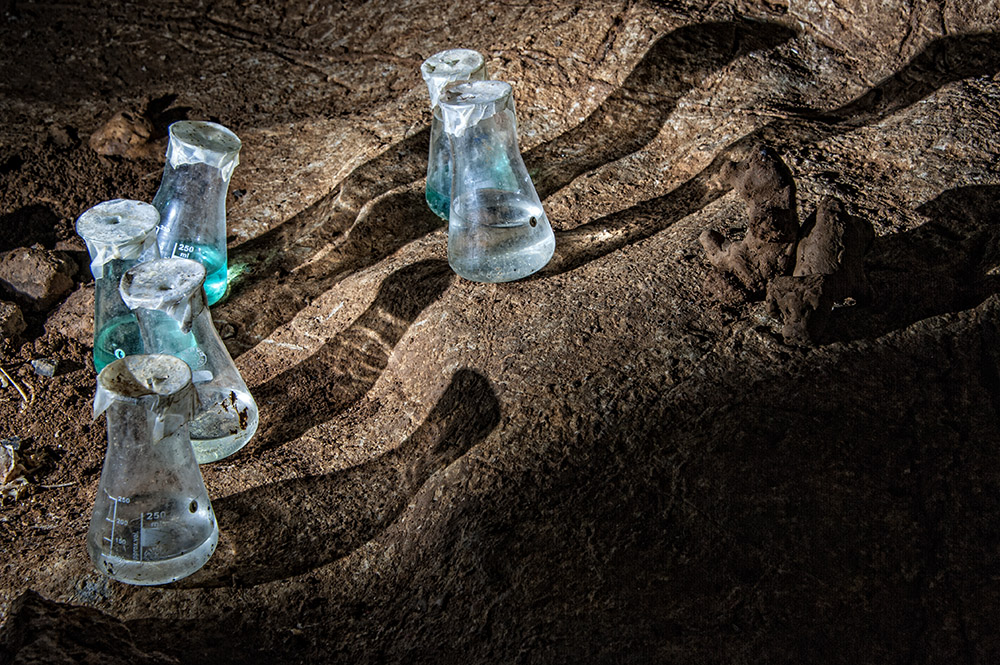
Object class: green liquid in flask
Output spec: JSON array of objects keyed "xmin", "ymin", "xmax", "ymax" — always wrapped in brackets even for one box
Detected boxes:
[
  {"xmin": 94, "ymin": 314, "xmax": 144, "ymax": 374},
  {"xmin": 426, "ymin": 183, "xmax": 451, "ymax": 220}
]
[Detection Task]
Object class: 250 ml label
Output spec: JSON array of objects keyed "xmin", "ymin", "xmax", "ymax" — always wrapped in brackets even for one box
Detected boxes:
[{"xmin": 172, "ymin": 243, "xmax": 196, "ymax": 259}]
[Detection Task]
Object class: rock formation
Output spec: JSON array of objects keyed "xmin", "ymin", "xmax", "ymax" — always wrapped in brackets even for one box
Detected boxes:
[
  {"xmin": 700, "ymin": 146, "xmax": 799, "ymax": 298},
  {"xmin": 1, "ymin": 2, "xmax": 998, "ymax": 663},
  {"xmin": 700, "ymin": 147, "xmax": 875, "ymax": 344},
  {"xmin": 766, "ymin": 197, "xmax": 875, "ymax": 345}
]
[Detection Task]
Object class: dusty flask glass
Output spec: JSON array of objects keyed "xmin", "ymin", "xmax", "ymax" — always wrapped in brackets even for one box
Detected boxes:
[
  {"xmin": 421, "ymin": 48, "xmax": 487, "ymax": 219},
  {"xmin": 440, "ymin": 80, "xmax": 555, "ymax": 282},
  {"xmin": 87, "ymin": 354, "xmax": 218, "ymax": 585},
  {"xmin": 119, "ymin": 258, "xmax": 258, "ymax": 463},
  {"xmin": 152, "ymin": 120, "xmax": 241, "ymax": 306},
  {"xmin": 76, "ymin": 199, "xmax": 161, "ymax": 373}
]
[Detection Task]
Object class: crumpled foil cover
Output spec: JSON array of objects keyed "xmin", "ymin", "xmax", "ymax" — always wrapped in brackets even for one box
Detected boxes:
[
  {"xmin": 421, "ymin": 49, "xmax": 487, "ymax": 109},
  {"xmin": 439, "ymin": 80, "xmax": 516, "ymax": 137},
  {"xmin": 94, "ymin": 354, "xmax": 200, "ymax": 441},
  {"xmin": 76, "ymin": 199, "xmax": 160, "ymax": 277},
  {"xmin": 165, "ymin": 120, "xmax": 242, "ymax": 181},
  {"xmin": 119, "ymin": 257, "xmax": 207, "ymax": 334}
]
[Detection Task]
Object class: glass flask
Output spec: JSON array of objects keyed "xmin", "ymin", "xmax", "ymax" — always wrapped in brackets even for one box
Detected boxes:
[
  {"xmin": 420, "ymin": 48, "xmax": 487, "ymax": 219},
  {"xmin": 119, "ymin": 258, "xmax": 258, "ymax": 463},
  {"xmin": 87, "ymin": 354, "xmax": 218, "ymax": 585},
  {"xmin": 76, "ymin": 199, "xmax": 161, "ymax": 373},
  {"xmin": 152, "ymin": 120, "xmax": 241, "ymax": 306},
  {"xmin": 440, "ymin": 80, "xmax": 555, "ymax": 282}
]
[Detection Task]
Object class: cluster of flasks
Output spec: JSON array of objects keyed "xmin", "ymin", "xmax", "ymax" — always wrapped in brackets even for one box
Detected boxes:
[{"xmin": 81, "ymin": 49, "xmax": 551, "ymax": 585}]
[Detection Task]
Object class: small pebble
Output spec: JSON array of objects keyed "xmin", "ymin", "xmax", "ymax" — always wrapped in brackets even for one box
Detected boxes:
[
  {"xmin": 0, "ymin": 247, "xmax": 75, "ymax": 311},
  {"xmin": 30, "ymin": 358, "xmax": 59, "ymax": 377},
  {"xmin": 214, "ymin": 319, "xmax": 236, "ymax": 339},
  {"xmin": 0, "ymin": 300, "xmax": 26, "ymax": 338}
]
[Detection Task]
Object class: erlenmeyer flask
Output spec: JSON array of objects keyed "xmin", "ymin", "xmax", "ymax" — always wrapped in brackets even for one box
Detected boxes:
[
  {"xmin": 152, "ymin": 120, "xmax": 241, "ymax": 306},
  {"xmin": 439, "ymin": 80, "xmax": 555, "ymax": 282},
  {"xmin": 420, "ymin": 48, "xmax": 487, "ymax": 219},
  {"xmin": 76, "ymin": 199, "xmax": 161, "ymax": 373},
  {"xmin": 119, "ymin": 258, "xmax": 258, "ymax": 463},
  {"xmin": 87, "ymin": 354, "xmax": 218, "ymax": 585}
]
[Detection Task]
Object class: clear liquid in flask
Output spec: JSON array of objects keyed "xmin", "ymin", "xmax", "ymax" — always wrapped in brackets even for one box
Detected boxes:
[
  {"xmin": 448, "ymin": 189, "xmax": 555, "ymax": 283},
  {"xmin": 89, "ymin": 490, "xmax": 218, "ymax": 586}
]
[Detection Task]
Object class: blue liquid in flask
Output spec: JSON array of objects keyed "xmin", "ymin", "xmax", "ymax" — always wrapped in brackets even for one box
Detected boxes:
[
  {"xmin": 94, "ymin": 314, "xmax": 144, "ymax": 373},
  {"xmin": 168, "ymin": 243, "xmax": 228, "ymax": 306}
]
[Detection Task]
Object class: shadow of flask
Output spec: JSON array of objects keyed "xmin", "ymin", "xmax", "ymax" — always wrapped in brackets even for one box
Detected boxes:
[
  {"xmin": 249, "ymin": 258, "xmax": 454, "ymax": 451},
  {"xmin": 526, "ymin": 19, "xmax": 797, "ymax": 199},
  {"xmin": 183, "ymin": 367, "xmax": 501, "ymax": 588}
]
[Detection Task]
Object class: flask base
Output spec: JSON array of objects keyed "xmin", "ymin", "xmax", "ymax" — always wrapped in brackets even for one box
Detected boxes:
[
  {"xmin": 449, "ymin": 226, "xmax": 555, "ymax": 283},
  {"xmin": 92, "ymin": 525, "xmax": 218, "ymax": 586},
  {"xmin": 189, "ymin": 387, "xmax": 259, "ymax": 463},
  {"xmin": 448, "ymin": 189, "xmax": 556, "ymax": 282}
]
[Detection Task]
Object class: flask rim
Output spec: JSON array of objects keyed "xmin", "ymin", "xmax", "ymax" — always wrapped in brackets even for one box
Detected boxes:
[
  {"xmin": 76, "ymin": 199, "xmax": 159, "ymax": 245},
  {"xmin": 165, "ymin": 121, "xmax": 241, "ymax": 179},
  {"xmin": 76, "ymin": 199, "xmax": 160, "ymax": 276},
  {"xmin": 421, "ymin": 49, "xmax": 486, "ymax": 79},
  {"xmin": 119, "ymin": 257, "xmax": 207, "ymax": 333},
  {"xmin": 167, "ymin": 120, "xmax": 242, "ymax": 155},
  {"xmin": 439, "ymin": 80, "xmax": 512, "ymax": 108},
  {"xmin": 421, "ymin": 49, "xmax": 487, "ymax": 108},
  {"xmin": 95, "ymin": 354, "xmax": 200, "ymax": 440},
  {"xmin": 97, "ymin": 354, "xmax": 193, "ymax": 401},
  {"xmin": 438, "ymin": 80, "xmax": 515, "ymax": 137}
]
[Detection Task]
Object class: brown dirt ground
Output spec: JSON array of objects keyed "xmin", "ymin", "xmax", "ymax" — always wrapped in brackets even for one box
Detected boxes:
[{"xmin": 2, "ymin": 1, "xmax": 1000, "ymax": 663}]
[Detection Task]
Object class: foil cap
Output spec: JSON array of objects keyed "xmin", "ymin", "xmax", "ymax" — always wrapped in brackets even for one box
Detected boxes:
[
  {"xmin": 75, "ymin": 200, "xmax": 160, "ymax": 277},
  {"xmin": 165, "ymin": 121, "xmax": 242, "ymax": 181},
  {"xmin": 421, "ymin": 49, "xmax": 487, "ymax": 108},
  {"xmin": 439, "ymin": 80, "xmax": 515, "ymax": 137},
  {"xmin": 94, "ymin": 354, "xmax": 200, "ymax": 441},
  {"xmin": 120, "ymin": 258, "xmax": 207, "ymax": 334}
]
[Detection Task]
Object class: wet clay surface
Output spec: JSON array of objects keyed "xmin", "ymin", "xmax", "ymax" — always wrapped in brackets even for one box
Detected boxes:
[{"xmin": 2, "ymin": 1, "xmax": 1000, "ymax": 663}]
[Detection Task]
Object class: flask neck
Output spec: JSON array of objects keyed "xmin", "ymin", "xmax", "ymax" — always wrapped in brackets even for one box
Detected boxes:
[
  {"xmin": 132, "ymin": 307, "xmax": 235, "ymax": 387},
  {"xmin": 164, "ymin": 127, "xmax": 240, "ymax": 182},
  {"xmin": 95, "ymin": 354, "xmax": 199, "ymax": 443},
  {"xmin": 151, "ymin": 161, "xmax": 231, "ymax": 257},
  {"xmin": 94, "ymin": 240, "xmax": 159, "ymax": 283},
  {"xmin": 132, "ymin": 298, "xmax": 208, "ymax": 351},
  {"xmin": 445, "ymin": 106, "xmax": 527, "ymax": 197},
  {"xmin": 154, "ymin": 160, "xmax": 231, "ymax": 205},
  {"xmin": 95, "ymin": 257, "xmax": 146, "ymax": 316},
  {"xmin": 104, "ymin": 397, "xmax": 191, "ymax": 451}
]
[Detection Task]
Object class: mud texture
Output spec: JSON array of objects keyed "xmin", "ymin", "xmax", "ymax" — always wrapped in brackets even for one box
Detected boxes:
[
  {"xmin": 767, "ymin": 197, "xmax": 876, "ymax": 344},
  {"xmin": 0, "ymin": 301, "xmax": 26, "ymax": 342},
  {"xmin": 700, "ymin": 146, "xmax": 799, "ymax": 297},
  {"xmin": 2, "ymin": 1, "xmax": 1000, "ymax": 664},
  {"xmin": 0, "ymin": 591, "xmax": 179, "ymax": 665}
]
